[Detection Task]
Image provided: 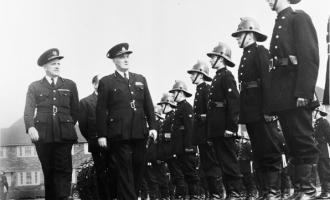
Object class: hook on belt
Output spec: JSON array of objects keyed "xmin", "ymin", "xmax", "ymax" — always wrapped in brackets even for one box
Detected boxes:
[
  {"xmin": 52, "ymin": 105, "xmax": 58, "ymax": 115},
  {"xmin": 130, "ymin": 100, "xmax": 136, "ymax": 110}
]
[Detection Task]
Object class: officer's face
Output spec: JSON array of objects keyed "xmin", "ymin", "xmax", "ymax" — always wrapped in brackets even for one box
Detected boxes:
[
  {"xmin": 209, "ymin": 55, "xmax": 224, "ymax": 69},
  {"xmin": 43, "ymin": 59, "xmax": 61, "ymax": 77},
  {"xmin": 265, "ymin": 0, "xmax": 276, "ymax": 10},
  {"xmin": 190, "ymin": 72, "xmax": 202, "ymax": 84},
  {"xmin": 113, "ymin": 53, "xmax": 130, "ymax": 71}
]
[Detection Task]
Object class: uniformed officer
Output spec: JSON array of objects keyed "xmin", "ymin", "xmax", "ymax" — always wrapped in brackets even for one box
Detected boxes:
[
  {"xmin": 169, "ymin": 80, "xmax": 200, "ymax": 199},
  {"xmin": 206, "ymin": 42, "xmax": 243, "ymax": 200},
  {"xmin": 96, "ymin": 43, "xmax": 157, "ymax": 199},
  {"xmin": 265, "ymin": 0, "xmax": 320, "ymax": 199},
  {"xmin": 232, "ymin": 17, "xmax": 283, "ymax": 200},
  {"xmin": 187, "ymin": 61, "xmax": 223, "ymax": 199},
  {"xmin": 78, "ymin": 75, "xmax": 113, "ymax": 200},
  {"xmin": 143, "ymin": 106, "xmax": 168, "ymax": 200},
  {"xmin": 313, "ymin": 107, "xmax": 330, "ymax": 199},
  {"xmin": 157, "ymin": 93, "xmax": 178, "ymax": 199},
  {"xmin": 24, "ymin": 48, "xmax": 79, "ymax": 200}
]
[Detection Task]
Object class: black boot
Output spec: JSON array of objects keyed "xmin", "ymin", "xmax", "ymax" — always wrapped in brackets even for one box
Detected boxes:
[
  {"xmin": 265, "ymin": 171, "xmax": 281, "ymax": 200},
  {"xmin": 207, "ymin": 176, "xmax": 224, "ymax": 200},
  {"xmin": 316, "ymin": 182, "xmax": 330, "ymax": 199},
  {"xmin": 225, "ymin": 179, "xmax": 242, "ymax": 200},
  {"xmin": 281, "ymin": 188, "xmax": 291, "ymax": 200},
  {"xmin": 255, "ymin": 170, "xmax": 267, "ymax": 200},
  {"xmin": 295, "ymin": 164, "xmax": 316, "ymax": 200}
]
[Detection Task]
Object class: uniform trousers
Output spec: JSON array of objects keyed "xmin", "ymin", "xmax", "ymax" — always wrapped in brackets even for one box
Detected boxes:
[
  {"xmin": 318, "ymin": 158, "xmax": 330, "ymax": 189},
  {"xmin": 277, "ymin": 108, "xmax": 319, "ymax": 165},
  {"xmin": 107, "ymin": 139, "xmax": 146, "ymax": 200},
  {"xmin": 91, "ymin": 150, "xmax": 113, "ymax": 200},
  {"xmin": 211, "ymin": 137, "xmax": 242, "ymax": 192},
  {"xmin": 199, "ymin": 143, "xmax": 222, "ymax": 195},
  {"xmin": 35, "ymin": 142, "xmax": 73, "ymax": 200},
  {"xmin": 245, "ymin": 120, "xmax": 282, "ymax": 171}
]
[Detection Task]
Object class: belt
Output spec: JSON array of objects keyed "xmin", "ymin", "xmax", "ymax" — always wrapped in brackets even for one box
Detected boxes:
[
  {"xmin": 37, "ymin": 106, "xmax": 70, "ymax": 115},
  {"xmin": 269, "ymin": 57, "xmax": 296, "ymax": 71},
  {"xmin": 240, "ymin": 80, "xmax": 260, "ymax": 91},
  {"xmin": 210, "ymin": 101, "xmax": 226, "ymax": 108}
]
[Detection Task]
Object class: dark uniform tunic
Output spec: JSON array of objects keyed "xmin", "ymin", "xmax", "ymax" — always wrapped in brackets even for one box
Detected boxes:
[
  {"xmin": 96, "ymin": 71, "xmax": 156, "ymax": 199},
  {"xmin": 314, "ymin": 118, "xmax": 330, "ymax": 192},
  {"xmin": 170, "ymin": 100, "xmax": 199, "ymax": 197},
  {"xmin": 238, "ymin": 43, "xmax": 282, "ymax": 172},
  {"xmin": 268, "ymin": 7, "xmax": 319, "ymax": 165},
  {"xmin": 207, "ymin": 68, "xmax": 242, "ymax": 195},
  {"xmin": 78, "ymin": 92, "xmax": 113, "ymax": 199},
  {"xmin": 24, "ymin": 77, "xmax": 79, "ymax": 199},
  {"xmin": 192, "ymin": 82, "xmax": 222, "ymax": 196}
]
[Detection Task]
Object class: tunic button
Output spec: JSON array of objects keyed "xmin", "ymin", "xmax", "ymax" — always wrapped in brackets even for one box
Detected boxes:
[
  {"xmin": 281, "ymin": 16, "xmax": 285, "ymax": 19},
  {"xmin": 275, "ymin": 46, "xmax": 278, "ymax": 49},
  {"xmin": 278, "ymin": 25, "xmax": 282, "ymax": 29},
  {"xmin": 240, "ymin": 73, "xmax": 243, "ymax": 75},
  {"xmin": 131, "ymin": 92, "xmax": 134, "ymax": 94},
  {"xmin": 53, "ymin": 90, "xmax": 56, "ymax": 93},
  {"xmin": 243, "ymin": 57, "xmax": 246, "ymax": 60},
  {"xmin": 241, "ymin": 65, "xmax": 244, "ymax": 67},
  {"xmin": 276, "ymin": 35, "xmax": 279, "ymax": 39},
  {"xmin": 274, "ymin": 56, "xmax": 278, "ymax": 59},
  {"xmin": 53, "ymin": 97, "xmax": 56, "ymax": 101}
]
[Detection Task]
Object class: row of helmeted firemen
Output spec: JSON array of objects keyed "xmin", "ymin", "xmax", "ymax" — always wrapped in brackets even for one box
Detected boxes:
[{"xmin": 23, "ymin": 0, "xmax": 330, "ymax": 199}]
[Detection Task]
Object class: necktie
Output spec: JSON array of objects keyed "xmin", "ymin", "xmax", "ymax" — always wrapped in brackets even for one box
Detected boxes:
[
  {"xmin": 51, "ymin": 78, "xmax": 55, "ymax": 88},
  {"xmin": 124, "ymin": 72, "xmax": 128, "ymax": 81}
]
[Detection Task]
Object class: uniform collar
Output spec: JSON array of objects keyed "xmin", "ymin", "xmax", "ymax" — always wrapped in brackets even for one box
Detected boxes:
[
  {"xmin": 216, "ymin": 67, "xmax": 227, "ymax": 74},
  {"xmin": 115, "ymin": 70, "xmax": 129, "ymax": 79},
  {"xmin": 277, "ymin": 7, "xmax": 293, "ymax": 20},
  {"xmin": 243, "ymin": 42, "xmax": 257, "ymax": 53},
  {"xmin": 45, "ymin": 75, "xmax": 58, "ymax": 85},
  {"xmin": 197, "ymin": 82, "xmax": 206, "ymax": 90}
]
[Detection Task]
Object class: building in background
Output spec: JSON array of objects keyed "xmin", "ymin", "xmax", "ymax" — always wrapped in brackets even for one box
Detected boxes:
[{"xmin": 0, "ymin": 118, "xmax": 90, "ymax": 199}]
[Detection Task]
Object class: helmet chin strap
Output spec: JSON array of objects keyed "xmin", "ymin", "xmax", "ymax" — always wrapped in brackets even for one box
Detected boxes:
[
  {"xmin": 272, "ymin": 0, "xmax": 278, "ymax": 11},
  {"xmin": 240, "ymin": 33, "xmax": 248, "ymax": 49},
  {"xmin": 173, "ymin": 91, "xmax": 180, "ymax": 102},
  {"xmin": 162, "ymin": 104, "xmax": 168, "ymax": 114},
  {"xmin": 192, "ymin": 73, "xmax": 200, "ymax": 84},
  {"xmin": 211, "ymin": 56, "xmax": 220, "ymax": 69}
]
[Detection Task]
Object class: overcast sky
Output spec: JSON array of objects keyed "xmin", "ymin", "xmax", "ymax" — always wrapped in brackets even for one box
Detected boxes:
[{"xmin": 0, "ymin": 0, "xmax": 329, "ymax": 128}]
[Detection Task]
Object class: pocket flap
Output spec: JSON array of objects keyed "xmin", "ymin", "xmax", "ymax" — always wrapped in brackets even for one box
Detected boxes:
[
  {"xmin": 58, "ymin": 115, "xmax": 74, "ymax": 123},
  {"xmin": 34, "ymin": 117, "xmax": 48, "ymax": 123}
]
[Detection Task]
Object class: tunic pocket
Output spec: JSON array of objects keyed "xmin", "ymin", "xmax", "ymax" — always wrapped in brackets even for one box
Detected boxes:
[
  {"xmin": 107, "ymin": 116, "xmax": 123, "ymax": 138},
  {"xmin": 58, "ymin": 115, "xmax": 78, "ymax": 141},
  {"xmin": 58, "ymin": 90, "xmax": 71, "ymax": 106}
]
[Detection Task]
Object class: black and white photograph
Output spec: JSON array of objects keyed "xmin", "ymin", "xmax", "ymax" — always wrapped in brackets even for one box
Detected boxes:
[{"xmin": 0, "ymin": 0, "xmax": 330, "ymax": 199}]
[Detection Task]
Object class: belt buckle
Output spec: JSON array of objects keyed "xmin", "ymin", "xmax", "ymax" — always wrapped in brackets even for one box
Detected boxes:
[
  {"xmin": 269, "ymin": 59, "xmax": 275, "ymax": 72},
  {"xmin": 130, "ymin": 100, "xmax": 136, "ymax": 110},
  {"xmin": 52, "ymin": 105, "xmax": 58, "ymax": 115}
]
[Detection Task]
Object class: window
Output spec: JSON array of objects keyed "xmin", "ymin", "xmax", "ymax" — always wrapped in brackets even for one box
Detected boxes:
[
  {"xmin": 0, "ymin": 147, "xmax": 7, "ymax": 158},
  {"xmin": 17, "ymin": 171, "xmax": 41, "ymax": 186},
  {"xmin": 16, "ymin": 146, "xmax": 37, "ymax": 157},
  {"xmin": 84, "ymin": 143, "xmax": 91, "ymax": 154},
  {"xmin": 26, "ymin": 172, "xmax": 32, "ymax": 184}
]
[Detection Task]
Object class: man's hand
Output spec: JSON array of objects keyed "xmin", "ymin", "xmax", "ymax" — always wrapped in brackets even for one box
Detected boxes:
[
  {"xmin": 296, "ymin": 98, "xmax": 309, "ymax": 107},
  {"xmin": 28, "ymin": 127, "xmax": 39, "ymax": 142},
  {"xmin": 98, "ymin": 137, "xmax": 107, "ymax": 148},
  {"xmin": 149, "ymin": 129, "xmax": 157, "ymax": 141}
]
